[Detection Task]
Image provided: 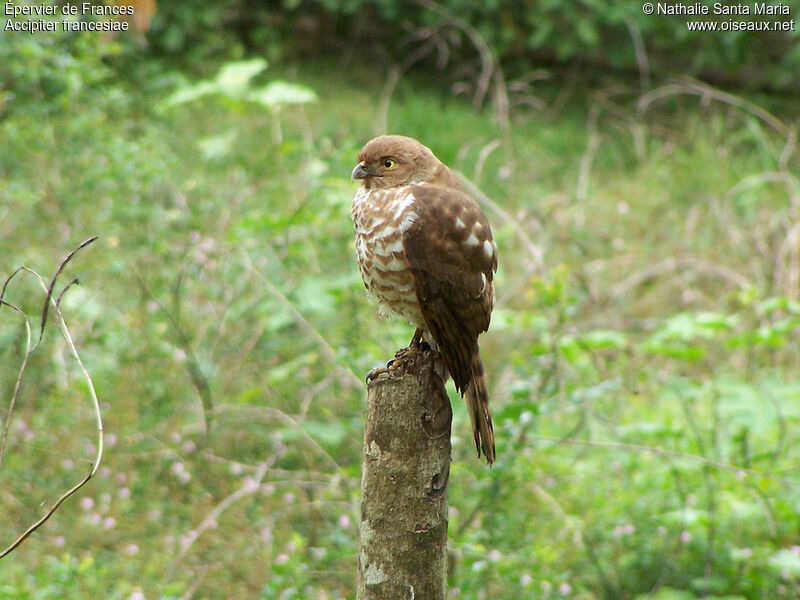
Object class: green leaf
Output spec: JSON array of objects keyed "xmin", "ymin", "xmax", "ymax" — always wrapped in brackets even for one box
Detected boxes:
[
  {"xmin": 198, "ymin": 131, "xmax": 237, "ymax": 159},
  {"xmin": 214, "ymin": 58, "xmax": 268, "ymax": 94},
  {"xmin": 580, "ymin": 329, "xmax": 628, "ymax": 349},
  {"xmin": 248, "ymin": 81, "xmax": 317, "ymax": 107},
  {"xmin": 768, "ymin": 548, "xmax": 800, "ymax": 576},
  {"xmin": 159, "ymin": 81, "xmax": 216, "ymax": 110},
  {"xmin": 158, "ymin": 58, "xmax": 270, "ymax": 111},
  {"xmin": 634, "ymin": 586, "xmax": 695, "ymax": 600}
]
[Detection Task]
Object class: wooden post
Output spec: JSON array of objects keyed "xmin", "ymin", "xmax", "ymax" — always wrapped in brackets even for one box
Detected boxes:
[{"xmin": 358, "ymin": 345, "xmax": 452, "ymax": 600}]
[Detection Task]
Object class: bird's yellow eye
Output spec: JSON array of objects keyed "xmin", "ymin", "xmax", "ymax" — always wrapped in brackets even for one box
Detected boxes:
[{"xmin": 382, "ymin": 158, "xmax": 397, "ymax": 169}]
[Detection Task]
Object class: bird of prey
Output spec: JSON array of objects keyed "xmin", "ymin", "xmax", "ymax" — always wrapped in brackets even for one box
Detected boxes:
[{"xmin": 351, "ymin": 135, "xmax": 497, "ymax": 464}]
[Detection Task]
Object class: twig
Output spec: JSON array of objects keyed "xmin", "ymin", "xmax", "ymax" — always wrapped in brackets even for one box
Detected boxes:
[
  {"xmin": 0, "ymin": 237, "xmax": 103, "ymax": 559},
  {"xmin": 0, "ymin": 471, "xmax": 93, "ymax": 559},
  {"xmin": 174, "ymin": 463, "xmax": 269, "ymax": 565},
  {"xmin": 0, "ymin": 299, "xmax": 32, "ymax": 469},
  {"xmin": 173, "ymin": 470, "xmax": 335, "ymax": 568},
  {"xmin": 638, "ymin": 76, "xmax": 788, "ymax": 136},
  {"xmin": 778, "ymin": 122, "xmax": 798, "ymax": 173},
  {"xmin": 132, "ymin": 269, "xmax": 215, "ymax": 435},
  {"xmin": 242, "ymin": 251, "xmax": 364, "ymax": 389},
  {"xmin": 727, "ymin": 171, "xmax": 800, "ymax": 207},
  {"xmin": 608, "ymin": 256, "xmax": 751, "ymax": 298},
  {"xmin": 624, "ymin": 18, "xmax": 650, "ymax": 91},
  {"xmin": 1, "ymin": 236, "xmax": 99, "ymax": 466},
  {"xmin": 531, "ymin": 482, "xmax": 585, "ymax": 549},
  {"xmin": 376, "ymin": 32, "xmax": 445, "ymax": 136},
  {"xmin": 211, "ymin": 403, "xmax": 342, "ymax": 472},
  {"xmin": 37, "ymin": 236, "xmax": 99, "ymax": 345},
  {"xmin": 576, "ymin": 105, "xmax": 601, "ymax": 205},
  {"xmin": 473, "ymin": 139, "xmax": 501, "ymax": 182},
  {"xmin": 529, "ymin": 435, "xmax": 796, "ymax": 486},
  {"xmin": 413, "ymin": 0, "xmax": 510, "ymax": 132}
]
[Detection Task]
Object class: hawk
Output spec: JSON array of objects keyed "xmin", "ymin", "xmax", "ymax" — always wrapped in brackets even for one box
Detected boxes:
[{"xmin": 351, "ymin": 135, "xmax": 498, "ymax": 465}]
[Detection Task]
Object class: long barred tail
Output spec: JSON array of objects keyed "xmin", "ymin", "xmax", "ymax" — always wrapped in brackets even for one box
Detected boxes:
[{"xmin": 465, "ymin": 349, "xmax": 495, "ymax": 465}]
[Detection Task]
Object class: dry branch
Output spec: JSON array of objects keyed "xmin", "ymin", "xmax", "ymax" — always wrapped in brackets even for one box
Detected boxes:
[{"xmin": 0, "ymin": 237, "xmax": 102, "ymax": 559}]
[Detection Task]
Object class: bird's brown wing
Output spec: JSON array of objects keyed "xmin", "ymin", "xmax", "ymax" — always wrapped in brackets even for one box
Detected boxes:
[{"xmin": 400, "ymin": 184, "xmax": 496, "ymax": 394}]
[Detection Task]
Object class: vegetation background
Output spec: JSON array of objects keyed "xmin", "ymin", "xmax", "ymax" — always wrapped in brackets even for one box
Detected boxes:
[{"xmin": 1, "ymin": 1, "xmax": 800, "ymax": 598}]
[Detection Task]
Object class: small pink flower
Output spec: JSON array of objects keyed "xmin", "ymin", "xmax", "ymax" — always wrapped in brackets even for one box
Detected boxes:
[
  {"xmin": 275, "ymin": 553, "xmax": 290, "ymax": 565},
  {"xmin": 680, "ymin": 531, "xmax": 692, "ymax": 544},
  {"xmin": 80, "ymin": 497, "xmax": 95, "ymax": 511}
]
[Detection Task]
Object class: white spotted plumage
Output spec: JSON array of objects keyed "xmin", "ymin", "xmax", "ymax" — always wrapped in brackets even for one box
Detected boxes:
[
  {"xmin": 351, "ymin": 187, "xmax": 424, "ymax": 325},
  {"xmin": 351, "ymin": 134, "xmax": 498, "ymax": 465}
]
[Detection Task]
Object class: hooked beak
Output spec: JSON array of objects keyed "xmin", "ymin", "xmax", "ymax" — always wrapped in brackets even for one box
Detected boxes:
[{"xmin": 351, "ymin": 161, "xmax": 369, "ymax": 181}]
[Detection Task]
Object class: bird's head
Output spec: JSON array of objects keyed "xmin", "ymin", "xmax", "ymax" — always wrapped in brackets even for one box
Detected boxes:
[{"xmin": 351, "ymin": 135, "xmax": 439, "ymax": 190}]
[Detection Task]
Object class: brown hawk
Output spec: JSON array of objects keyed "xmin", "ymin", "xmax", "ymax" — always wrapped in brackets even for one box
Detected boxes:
[{"xmin": 351, "ymin": 135, "xmax": 498, "ymax": 465}]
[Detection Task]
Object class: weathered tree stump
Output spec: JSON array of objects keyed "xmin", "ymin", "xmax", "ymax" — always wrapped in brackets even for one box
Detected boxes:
[{"xmin": 358, "ymin": 345, "xmax": 452, "ymax": 600}]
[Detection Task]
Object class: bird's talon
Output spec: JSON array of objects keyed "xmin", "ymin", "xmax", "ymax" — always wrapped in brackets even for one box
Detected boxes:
[
  {"xmin": 366, "ymin": 357, "xmax": 399, "ymax": 382},
  {"xmin": 366, "ymin": 366, "xmax": 387, "ymax": 383}
]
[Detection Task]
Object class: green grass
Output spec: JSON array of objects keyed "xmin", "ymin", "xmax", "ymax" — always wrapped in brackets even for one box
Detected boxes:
[{"xmin": 1, "ymin": 50, "xmax": 799, "ymax": 600}]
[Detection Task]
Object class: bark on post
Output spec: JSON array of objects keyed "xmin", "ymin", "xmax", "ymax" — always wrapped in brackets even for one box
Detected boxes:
[{"xmin": 358, "ymin": 346, "xmax": 452, "ymax": 600}]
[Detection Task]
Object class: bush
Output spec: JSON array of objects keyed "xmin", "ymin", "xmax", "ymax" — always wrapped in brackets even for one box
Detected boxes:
[{"xmin": 139, "ymin": 0, "xmax": 800, "ymax": 94}]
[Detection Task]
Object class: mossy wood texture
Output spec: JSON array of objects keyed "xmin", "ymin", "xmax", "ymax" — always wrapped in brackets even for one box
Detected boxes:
[{"xmin": 357, "ymin": 366, "xmax": 452, "ymax": 600}]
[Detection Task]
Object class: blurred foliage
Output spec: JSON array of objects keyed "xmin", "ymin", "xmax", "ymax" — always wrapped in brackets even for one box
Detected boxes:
[
  {"xmin": 1, "ymin": 11, "xmax": 800, "ymax": 600},
  {"xmin": 137, "ymin": 0, "xmax": 800, "ymax": 94}
]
